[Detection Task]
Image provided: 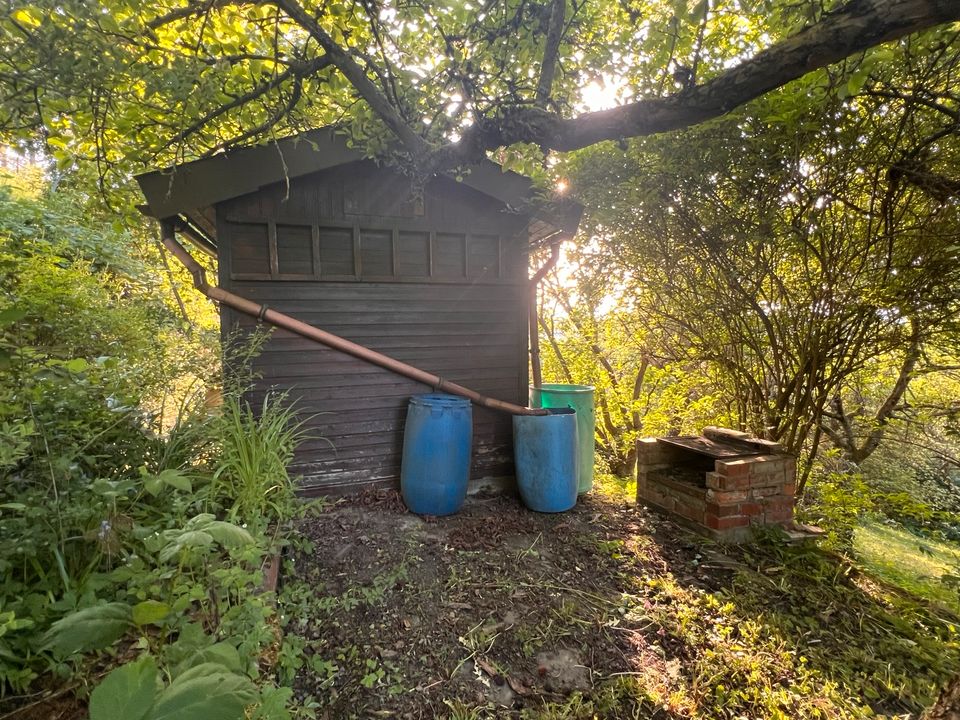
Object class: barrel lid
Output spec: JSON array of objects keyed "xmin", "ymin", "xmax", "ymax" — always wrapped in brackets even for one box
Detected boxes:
[
  {"xmin": 409, "ymin": 393, "xmax": 472, "ymax": 409},
  {"xmin": 531, "ymin": 384, "xmax": 595, "ymax": 394}
]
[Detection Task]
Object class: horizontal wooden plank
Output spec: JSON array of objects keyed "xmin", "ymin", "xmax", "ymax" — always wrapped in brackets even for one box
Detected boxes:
[
  {"xmin": 297, "ymin": 425, "xmax": 513, "ymax": 447},
  {"xmin": 248, "ymin": 370, "xmax": 527, "ymax": 396},
  {"xmin": 294, "ymin": 418, "xmax": 514, "ymax": 444},
  {"xmin": 253, "ymin": 344, "xmax": 521, "ymax": 368},
  {"xmin": 229, "ymin": 281, "xmax": 528, "ymax": 301},
  {"xmin": 292, "ymin": 451, "xmax": 513, "ymax": 479},
  {"xmin": 254, "ymin": 360, "xmax": 524, "ymax": 379},
  {"xmin": 298, "ymin": 415, "xmax": 516, "ymax": 435},
  {"xmin": 248, "ymin": 378, "xmax": 523, "ymax": 401},
  {"xmin": 233, "ymin": 312, "xmax": 523, "ymax": 329},
  {"xmin": 237, "ymin": 324, "xmax": 526, "ymax": 352},
  {"xmin": 222, "ymin": 296, "xmax": 525, "ymax": 313},
  {"xmin": 260, "ymin": 335, "xmax": 521, "ymax": 352}
]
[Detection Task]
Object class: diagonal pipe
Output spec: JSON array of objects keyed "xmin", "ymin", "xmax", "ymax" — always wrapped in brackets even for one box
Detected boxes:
[
  {"xmin": 529, "ymin": 237, "xmax": 562, "ymax": 389},
  {"xmin": 160, "ymin": 220, "xmax": 547, "ymax": 416}
]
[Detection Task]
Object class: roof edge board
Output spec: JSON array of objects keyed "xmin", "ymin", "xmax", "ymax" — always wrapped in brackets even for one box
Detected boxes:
[{"xmin": 135, "ymin": 127, "xmax": 582, "ymax": 239}]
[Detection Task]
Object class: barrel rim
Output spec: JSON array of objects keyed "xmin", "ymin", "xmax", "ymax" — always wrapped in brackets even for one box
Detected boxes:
[
  {"xmin": 408, "ymin": 392, "xmax": 472, "ymax": 408},
  {"xmin": 530, "ymin": 383, "xmax": 595, "ymax": 394}
]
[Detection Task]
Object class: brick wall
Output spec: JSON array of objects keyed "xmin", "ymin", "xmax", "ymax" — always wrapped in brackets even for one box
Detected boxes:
[{"xmin": 636, "ymin": 431, "xmax": 797, "ymax": 542}]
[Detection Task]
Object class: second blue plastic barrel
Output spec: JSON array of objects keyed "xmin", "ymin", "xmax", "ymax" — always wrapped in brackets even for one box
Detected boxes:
[
  {"xmin": 400, "ymin": 393, "xmax": 472, "ymax": 516},
  {"xmin": 512, "ymin": 408, "xmax": 578, "ymax": 513},
  {"xmin": 530, "ymin": 384, "xmax": 595, "ymax": 494}
]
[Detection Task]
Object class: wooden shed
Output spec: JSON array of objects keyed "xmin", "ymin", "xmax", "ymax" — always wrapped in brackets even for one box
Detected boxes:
[{"xmin": 137, "ymin": 128, "xmax": 581, "ymax": 495}]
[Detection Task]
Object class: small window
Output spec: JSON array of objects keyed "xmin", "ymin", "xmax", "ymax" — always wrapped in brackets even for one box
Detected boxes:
[
  {"xmin": 433, "ymin": 232, "xmax": 466, "ymax": 278},
  {"xmin": 319, "ymin": 226, "xmax": 354, "ymax": 276},
  {"xmin": 468, "ymin": 234, "xmax": 499, "ymax": 279},
  {"xmin": 230, "ymin": 222, "xmax": 269, "ymax": 275},
  {"xmin": 360, "ymin": 229, "xmax": 393, "ymax": 276},
  {"xmin": 276, "ymin": 224, "xmax": 314, "ymax": 275},
  {"xmin": 397, "ymin": 231, "xmax": 430, "ymax": 277}
]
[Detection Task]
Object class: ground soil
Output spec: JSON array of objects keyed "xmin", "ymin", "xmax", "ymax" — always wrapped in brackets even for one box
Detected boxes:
[{"xmin": 285, "ymin": 487, "xmax": 738, "ymax": 719}]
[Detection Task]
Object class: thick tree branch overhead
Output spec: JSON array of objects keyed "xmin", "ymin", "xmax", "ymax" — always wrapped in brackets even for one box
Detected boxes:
[
  {"xmin": 5, "ymin": 0, "xmax": 959, "ymax": 176},
  {"xmin": 431, "ymin": 0, "xmax": 960, "ymax": 167}
]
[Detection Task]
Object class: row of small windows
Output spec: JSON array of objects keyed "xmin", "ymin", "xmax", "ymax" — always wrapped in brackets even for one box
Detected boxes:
[{"xmin": 229, "ymin": 221, "xmax": 508, "ymax": 281}]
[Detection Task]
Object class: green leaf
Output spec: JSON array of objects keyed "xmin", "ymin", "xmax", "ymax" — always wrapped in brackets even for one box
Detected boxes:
[
  {"xmin": 203, "ymin": 521, "xmax": 255, "ymax": 548},
  {"xmin": 132, "ymin": 601, "xmax": 171, "ymax": 627},
  {"xmin": 89, "ymin": 656, "xmax": 158, "ymax": 720},
  {"xmin": 173, "ymin": 642, "xmax": 243, "ymax": 677},
  {"xmin": 159, "ymin": 530, "xmax": 214, "ymax": 562},
  {"xmin": 64, "ymin": 358, "xmax": 88, "ymax": 373},
  {"xmin": 158, "ymin": 469, "xmax": 192, "ymax": 492},
  {"xmin": 44, "ymin": 603, "xmax": 131, "ymax": 657},
  {"xmin": 144, "ymin": 470, "xmax": 192, "ymax": 496},
  {"xmin": 0, "ymin": 308, "xmax": 27, "ymax": 326},
  {"xmin": 150, "ymin": 663, "xmax": 256, "ymax": 720},
  {"xmin": 144, "ymin": 475, "xmax": 164, "ymax": 496},
  {"xmin": 11, "ymin": 6, "xmax": 43, "ymax": 28}
]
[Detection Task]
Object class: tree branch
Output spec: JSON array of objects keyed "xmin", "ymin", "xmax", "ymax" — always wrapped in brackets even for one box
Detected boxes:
[
  {"xmin": 428, "ymin": 0, "xmax": 960, "ymax": 169},
  {"xmin": 272, "ymin": 0, "xmax": 430, "ymax": 159},
  {"xmin": 158, "ymin": 55, "xmax": 331, "ymax": 153},
  {"xmin": 535, "ymin": 0, "xmax": 566, "ymax": 108}
]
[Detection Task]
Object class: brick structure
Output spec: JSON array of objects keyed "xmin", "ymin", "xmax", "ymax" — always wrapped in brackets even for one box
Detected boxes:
[{"xmin": 636, "ymin": 427, "xmax": 797, "ymax": 542}]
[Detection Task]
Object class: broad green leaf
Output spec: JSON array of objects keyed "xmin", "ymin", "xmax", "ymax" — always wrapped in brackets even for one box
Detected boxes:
[
  {"xmin": 0, "ymin": 308, "xmax": 27, "ymax": 326},
  {"xmin": 184, "ymin": 513, "xmax": 217, "ymax": 529},
  {"xmin": 159, "ymin": 531, "xmax": 214, "ymax": 562},
  {"xmin": 203, "ymin": 521, "xmax": 255, "ymax": 548},
  {"xmin": 44, "ymin": 603, "xmax": 131, "ymax": 657},
  {"xmin": 11, "ymin": 7, "xmax": 42, "ymax": 28},
  {"xmin": 89, "ymin": 656, "xmax": 158, "ymax": 720},
  {"xmin": 150, "ymin": 663, "xmax": 256, "ymax": 720},
  {"xmin": 172, "ymin": 642, "xmax": 243, "ymax": 677},
  {"xmin": 132, "ymin": 600, "xmax": 171, "ymax": 627},
  {"xmin": 64, "ymin": 358, "xmax": 88, "ymax": 373},
  {"xmin": 144, "ymin": 475, "xmax": 164, "ymax": 496},
  {"xmin": 158, "ymin": 469, "xmax": 192, "ymax": 492}
]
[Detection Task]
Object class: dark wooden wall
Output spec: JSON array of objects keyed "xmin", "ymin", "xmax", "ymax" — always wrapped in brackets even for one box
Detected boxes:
[{"xmin": 216, "ymin": 161, "xmax": 531, "ymax": 493}]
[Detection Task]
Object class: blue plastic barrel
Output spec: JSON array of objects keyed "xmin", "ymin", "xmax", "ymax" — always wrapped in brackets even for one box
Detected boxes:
[
  {"xmin": 400, "ymin": 393, "xmax": 472, "ymax": 516},
  {"xmin": 530, "ymin": 384, "xmax": 595, "ymax": 494},
  {"xmin": 512, "ymin": 408, "xmax": 578, "ymax": 513}
]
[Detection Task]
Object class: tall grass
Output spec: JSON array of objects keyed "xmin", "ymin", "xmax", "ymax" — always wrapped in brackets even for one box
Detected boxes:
[{"xmin": 208, "ymin": 392, "xmax": 307, "ymax": 530}]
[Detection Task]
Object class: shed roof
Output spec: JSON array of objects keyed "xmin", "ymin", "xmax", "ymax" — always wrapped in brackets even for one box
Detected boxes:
[{"xmin": 135, "ymin": 127, "xmax": 581, "ymax": 249}]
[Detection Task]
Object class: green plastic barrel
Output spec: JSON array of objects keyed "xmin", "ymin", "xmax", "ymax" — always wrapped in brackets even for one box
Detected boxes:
[{"xmin": 529, "ymin": 384, "xmax": 595, "ymax": 494}]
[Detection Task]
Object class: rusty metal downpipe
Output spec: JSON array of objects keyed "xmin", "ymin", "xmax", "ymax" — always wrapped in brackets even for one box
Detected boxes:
[
  {"xmin": 529, "ymin": 238, "xmax": 562, "ymax": 389},
  {"xmin": 160, "ymin": 220, "xmax": 547, "ymax": 416}
]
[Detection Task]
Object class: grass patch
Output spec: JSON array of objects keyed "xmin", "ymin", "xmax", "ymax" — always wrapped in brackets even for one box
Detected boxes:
[{"xmin": 855, "ymin": 519, "xmax": 960, "ymax": 613}]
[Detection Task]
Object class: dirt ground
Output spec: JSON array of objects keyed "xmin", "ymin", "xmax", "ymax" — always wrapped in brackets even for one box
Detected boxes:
[{"xmin": 282, "ymin": 487, "xmax": 743, "ymax": 719}]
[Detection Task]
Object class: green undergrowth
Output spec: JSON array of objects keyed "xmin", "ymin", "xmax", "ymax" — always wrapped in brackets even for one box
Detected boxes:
[
  {"xmin": 725, "ymin": 534, "xmax": 959, "ymax": 715},
  {"xmin": 854, "ymin": 519, "xmax": 960, "ymax": 614}
]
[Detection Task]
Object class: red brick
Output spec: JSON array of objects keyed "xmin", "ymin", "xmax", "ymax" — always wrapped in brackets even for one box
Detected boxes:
[
  {"xmin": 763, "ymin": 497, "xmax": 794, "ymax": 511},
  {"xmin": 705, "ymin": 514, "xmax": 749, "ymax": 530},
  {"xmin": 739, "ymin": 502, "xmax": 764, "ymax": 516},
  {"xmin": 782, "ymin": 482, "xmax": 796, "ymax": 496},
  {"xmin": 705, "ymin": 472, "xmax": 723, "ymax": 490},
  {"xmin": 675, "ymin": 502, "xmax": 705, "ymax": 524},
  {"xmin": 706, "ymin": 489, "xmax": 749, "ymax": 505},
  {"xmin": 716, "ymin": 459, "xmax": 752, "ymax": 477},
  {"xmin": 765, "ymin": 509, "xmax": 794, "ymax": 523},
  {"xmin": 708, "ymin": 471, "xmax": 751, "ymax": 491},
  {"xmin": 751, "ymin": 458, "xmax": 789, "ymax": 474},
  {"xmin": 754, "ymin": 485, "xmax": 782, "ymax": 497}
]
